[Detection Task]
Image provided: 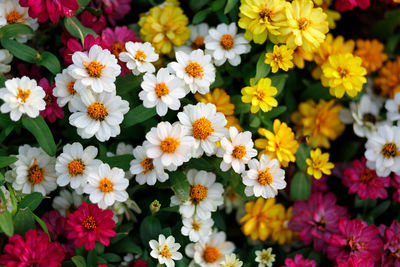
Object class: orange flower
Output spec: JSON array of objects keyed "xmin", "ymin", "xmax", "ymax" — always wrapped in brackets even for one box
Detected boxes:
[
  {"xmin": 194, "ymin": 88, "xmax": 234, "ymax": 116},
  {"xmin": 354, "ymin": 39, "xmax": 388, "ymax": 74},
  {"xmin": 374, "ymin": 57, "xmax": 400, "ymax": 98}
]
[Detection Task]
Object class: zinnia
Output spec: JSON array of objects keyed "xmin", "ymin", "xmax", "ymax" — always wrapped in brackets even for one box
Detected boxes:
[
  {"xmin": 19, "ymin": 0, "xmax": 79, "ymax": 23},
  {"xmin": 39, "ymin": 78, "xmax": 64, "ymax": 123}
]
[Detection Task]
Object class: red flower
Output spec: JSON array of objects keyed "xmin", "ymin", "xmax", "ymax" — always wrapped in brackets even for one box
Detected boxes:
[
  {"xmin": 39, "ymin": 78, "xmax": 64, "ymax": 123},
  {"xmin": 391, "ymin": 174, "xmax": 400, "ymax": 203},
  {"xmin": 62, "ymin": 34, "xmax": 102, "ymax": 65},
  {"xmin": 79, "ymin": 11, "xmax": 107, "ymax": 34},
  {"xmin": 66, "ymin": 202, "xmax": 116, "ymax": 251},
  {"xmin": 133, "ymin": 260, "xmax": 148, "ymax": 267},
  {"xmin": 335, "ymin": 0, "xmax": 370, "ymax": 12},
  {"xmin": 0, "ymin": 229, "xmax": 65, "ymax": 267},
  {"xmin": 379, "ymin": 221, "xmax": 400, "ymax": 266},
  {"xmin": 19, "ymin": 0, "xmax": 79, "ymax": 23},
  {"xmin": 282, "ymin": 254, "xmax": 316, "ymax": 267},
  {"xmin": 95, "ymin": 0, "xmax": 132, "ymax": 25}
]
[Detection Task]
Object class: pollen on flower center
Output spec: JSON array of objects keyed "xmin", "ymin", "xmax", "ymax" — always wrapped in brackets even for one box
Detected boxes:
[
  {"xmin": 67, "ymin": 81, "xmax": 76, "ymax": 95},
  {"xmin": 160, "ymin": 137, "xmax": 180, "ymax": 153},
  {"xmin": 6, "ymin": 10, "xmax": 24, "ymax": 24},
  {"xmin": 140, "ymin": 157, "xmax": 154, "ymax": 174},
  {"xmin": 192, "ymin": 221, "xmax": 201, "ymax": 231},
  {"xmin": 220, "ymin": 34, "xmax": 234, "ymax": 50},
  {"xmin": 16, "ymin": 88, "xmax": 31, "ymax": 102},
  {"xmin": 232, "ymin": 145, "xmax": 246, "ymax": 159},
  {"xmin": 298, "ymin": 17, "xmax": 311, "ymax": 30},
  {"xmin": 360, "ymin": 168, "xmax": 375, "ymax": 182},
  {"xmin": 111, "ymin": 42, "xmax": 126, "ymax": 57},
  {"xmin": 155, "ymin": 82, "xmax": 170, "ymax": 97},
  {"xmin": 259, "ymin": 7, "xmax": 273, "ymax": 22},
  {"xmin": 185, "ymin": 61, "xmax": 204, "ymax": 78},
  {"xmin": 192, "ymin": 36, "xmax": 205, "ymax": 50},
  {"xmin": 258, "ymin": 170, "xmax": 273, "ymax": 185},
  {"xmin": 203, "ymin": 246, "xmax": 221, "ymax": 263},
  {"xmin": 27, "ymin": 162, "xmax": 44, "ymax": 185},
  {"xmin": 82, "ymin": 215, "xmax": 97, "ymax": 230},
  {"xmin": 159, "ymin": 244, "xmax": 172, "ymax": 258},
  {"xmin": 192, "ymin": 117, "xmax": 214, "ymax": 140},
  {"xmin": 87, "ymin": 101, "xmax": 108, "ymax": 121},
  {"xmin": 381, "ymin": 142, "xmax": 398, "ymax": 158},
  {"xmin": 190, "ymin": 184, "xmax": 208, "ymax": 204},
  {"xmin": 135, "ymin": 50, "xmax": 147, "ymax": 62},
  {"xmin": 99, "ymin": 177, "xmax": 113, "ymax": 193},
  {"xmin": 260, "ymin": 253, "xmax": 271, "ymax": 262},
  {"xmin": 337, "ymin": 67, "xmax": 349, "ymax": 78},
  {"xmin": 255, "ymin": 90, "xmax": 265, "ymax": 101},
  {"xmin": 67, "ymin": 159, "xmax": 85, "ymax": 176},
  {"xmin": 84, "ymin": 61, "xmax": 105, "ymax": 78}
]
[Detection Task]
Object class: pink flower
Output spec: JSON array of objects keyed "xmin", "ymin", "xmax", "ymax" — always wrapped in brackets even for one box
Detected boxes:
[
  {"xmin": 17, "ymin": 63, "xmax": 42, "ymax": 81},
  {"xmin": 311, "ymin": 175, "xmax": 328, "ymax": 193},
  {"xmin": 379, "ymin": 221, "xmax": 400, "ymax": 266},
  {"xmin": 66, "ymin": 202, "xmax": 116, "ymax": 251},
  {"xmin": 343, "ymin": 157, "xmax": 390, "ymax": 200},
  {"xmin": 327, "ymin": 219, "xmax": 383, "ymax": 266},
  {"xmin": 335, "ymin": 0, "xmax": 370, "ymax": 12},
  {"xmin": 0, "ymin": 229, "xmax": 65, "ymax": 267},
  {"xmin": 39, "ymin": 78, "xmax": 64, "ymax": 123},
  {"xmin": 79, "ymin": 11, "xmax": 107, "ymax": 34},
  {"xmin": 133, "ymin": 260, "xmax": 148, "ymax": 267},
  {"xmin": 62, "ymin": 34, "xmax": 102, "ymax": 65},
  {"xmin": 288, "ymin": 192, "xmax": 348, "ymax": 252},
  {"xmin": 19, "ymin": 0, "xmax": 79, "ymax": 23},
  {"xmin": 281, "ymin": 254, "xmax": 316, "ymax": 267},
  {"xmin": 95, "ymin": 0, "xmax": 132, "ymax": 24},
  {"xmin": 391, "ymin": 174, "xmax": 400, "ymax": 203}
]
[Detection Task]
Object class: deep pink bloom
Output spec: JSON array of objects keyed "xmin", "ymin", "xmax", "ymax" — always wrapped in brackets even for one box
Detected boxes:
[
  {"xmin": 134, "ymin": 260, "xmax": 148, "ymax": 267},
  {"xmin": 311, "ymin": 175, "xmax": 328, "ymax": 193},
  {"xmin": 39, "ymin": 78, "xmax": 64, "ymax": 123},
  {"xmin": 79, "ymin": 11, "xmax": 107, "ymax": 34},
  {"xmin": 379, "ymin": 221, "xmax": 400, "ymax": 266},
  {"xmin": 63, "ymin": 34, "xmax": 102, "ymax": 65},
  {"xmin": 19, "ymin": 0, "xmax": 79, "ymax": 23},
  {"xmin": 288, "ymin": 192, "xmax": 348, "ymax": 252},
  {"xmin": 327, "ymin": 219, "xmax": 383, "ymax": 266},
  {"xmin": 66, "ymin": 202, "xmax": 116, "ymax": 251},
  {"xmin": 391, "ymin": 174, "xmax": 400, "ymax": 203},
  {"xmin": 17, "ymin": 63, "xmax": 42, "ymax": 81},
  {"xmin": 95, "ymin": 0, "xmax": 132, "ymax": 24},
  {"xmin": 335, "ymin": 0, "xmax": 370, "ymax": 12},
  {"xmin": 0, "ymin": 229, "xmax": 65, "ymax": 267},
  {"xmin": 343, "ymin": 157, "xmax": 390, "ymax": 200},
  {"xmin": 281, "ymin": 254, "xmax": 316, "ymax": 267},
  {"xmin": 98, "ymin": 265, "xmax": 108, "ymax": 267}
]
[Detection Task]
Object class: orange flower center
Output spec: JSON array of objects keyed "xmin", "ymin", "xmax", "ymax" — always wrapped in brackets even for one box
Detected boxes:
[
  {"xmin": 140, "ymin": 157, "xmax": 154, "ymax": 174},
  {"xmin": 82, "ymin": 216, "xmax": 97, "ymax": 230},
  {"xmin": 232, "ymin": 145, "xmax": 246, "ymax": 159},
  {"xmin": 155, "ymin": 83, "xmax": 169, "ymax": 97},
  {"xmin": 27, "ymin": 162, "xmax": 44, "ymax": 185},
  {"xmin": 257, "ymin": 170, "xmax": 273, "ymax": 185},
  {"xmin": 6, "ymin": 10, "xmax": 24, "ymax": 24},
  {"xmin": 190, "ymin": 184, "xmax": 208, "ymax": 204},
  {"xmin": 298, "ymin": 17, "xmax": 311, "ymax": 30},
  {"xmin": 67, "ymin": 81, "xmax": 76, "ymax": 95},
  {"xmin": 192, "ymin": 117, "xmax": 214, "ymax": 140},
  {"xmin": 192, "ymin": 221, "xmax": 201, "ymax": 231},
  {"xmin": 203, "ymin": 246, "xmax": 221, "ymax": 263},
  {"xmin": 220, "ymin": 34, "xmax": 234, "ymax": 50},
  {"xmin": 99, "ymin": 177, "xmax": 113, "ymax": 193},
  {"xmin": 84, "ymin": 61, "xmax": 105, "ymax": 78},
  {"xmin": 135, "ymin": 50, "xmax": 147, "ymax": 62},
  {"xmin": 87, "ymin": 101, "xmax": 108, "ymax": 121},
  {"xmin": 16, "ymin": 88, "xmax": 31, "ymax": 102},
  {"xmin": 67, "ymin": 159, "xmax": 85, "ymax": 176},
  {"xmin": 111, "ymin": 42, "xmax": 126, "ymax": 58},
  {"xmin": 360, "ymin": 168, "xmax": 375, "ymax": 182},
  {"xmin": 255, "ymin": 89, "xmax": 265, "ymax": 101},
  {"xmin": 259, "ymin": 7, "xmax": 273, "ymax": 22},
  {"xmin": 185, "ymin": 61, "xmax": 204, "ymax": 78},
  {"xmin": 159, "ymin": 244, "xmax": 172, "ymax": 258},
  {"xmin": 192, "ymin": 36, "xmax": 205, "ymax": 50},
  {"xmin": 160, "ymin": 137, "xmax": 180, "ymax": 153},
  {"xmin": 337, "ymin": 66, "xmax": 349, "ymax": 78},
  {"xmin": 381, "ymin": 142, "xmax": 398, "ymax": 158}
]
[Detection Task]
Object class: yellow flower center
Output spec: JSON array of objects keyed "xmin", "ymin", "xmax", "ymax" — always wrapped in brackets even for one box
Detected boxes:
[
  {"xmin": 257, "ymin": 170, "xmax": 273, "ymax": 185},
  {"xmin": 337, "ymin": 66, "xmax": 349, "ymax": 78},
  {"xmin": 99, "ymin": 177, "xmax": 113, "ymax": 193},
  {"xmin": 6, "ymin": 10, "xmax": 24, "ymax": 24},
  {"xmin": 203, "ymin": 246, "xmax": 221, "ymax": 263},
  {"xmin": 232, "ymin": 145, "xmax": 246, "ymax": 159},
  {"xmin": 192, "ymin": 36, "xmax": 205, "ymax": 50},
  {"xmin": 192, "ymin": 117, "xmax": 214, "ymax": 140},
  {"xmin": 155, "ymin": 82, "xmax": 170, "ymax": 97},
  {"xmin": 190, "ymin": 184, "xmax": 208, "ymax": 204},
  {"xmin": 259, "ymin": 7, "xmax": 273, "ymax": 22},
  {"xmin": 381, "ymin": 142, "xmax": 398, "ymax": 158},
  {"xmin": 27, "ymin": 162, "xmax": 44, "ymax": 185},
  {"xmin": 82, "ymin": 216, "xmax": 97, "ymax": 230},
  {"xmin": 160, "ymin": 137, "xmax": 180, "ymax": 153},
  {"xmin": 185, "ymin": 61, "xmax": 204, "ymax": 78},
  {"xmin": 111, "ymin": 42, "xmax": 126, "ymax": 58},
  {"xmin": 260, "ymin": 253, "xmax": 271, "ymax": 262},
  {"xmin": 220, "ymin": 34, "xmax": 234, "ymax": 50},
  {"xmin": 272, "ymin": 52, "xmax": 283, "ymax": 63},
  {"xmin": 140, "ymin": 157, "xmax": 154, "ymax": 174},
  {"xmin": 86, "ymin": 101, "xmax": 108, "ymax": 121},
  {"xmin": 84, "ymin": 61, "xmax": 105, "ymax": 78},
  {"xmin": 255, "ymin": 89, "xmax": 265, "ymax": 101},
  {"xmin": 16, "ymin": 88, "xmax": 31, "ymax": 103},
  {"xmin": 67, "ymin": 81, "xmax": 76, "ymax": 95},
  {"xmin": 135, "ymin": 50, "xmax": 147, "ymax": 62},
  {"xmin": 192, "ymin": 221, "xmax": 201, "ymax": 231},
  {"xmin": 160, "ymin": 244, "xmax": 172, "ymax": 258},
  {"xmin": 298, "ymin": 17, "xmax": 311, "ymax": 30},
  {"xmin": 67, "ymin": 159, "xmax": 85, "ymax": 176},
  {"xmin": 360, "ymin": 168, "xmax": 375, "ymax": 182}
]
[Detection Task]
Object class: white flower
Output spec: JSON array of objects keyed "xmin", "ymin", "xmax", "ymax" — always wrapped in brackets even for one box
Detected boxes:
[
  {"xmin": 217, "ymin": 127, "xmax": 257, "ymax": 173},
  {"xmin": 185, "ymin": 231, "xmax": 235, "ymax": 267},
  {"xmin": 0, "ymin": 185, "xmax": 13, "ymax": 213},
  {"xmin": 242, "ymin": 154, "xmax": 286, "ymax": 199},
  {"xmin": 52, "ymin": 189, "xmax": 83, "ymax": 216},
  {"xmin": 178, "ymin": 103, "xmax": 227, "ymax": 157},
  {"xmin": 12, "ymin": 144, "xmax": 57, "ymax": 196},
  {"xmin": 0, "ymin": 76, "xmax": 45, "ymax": 121},
  {"xmin": 205, "ymin": 23, "xmax": 250, "ymax": 66},
  {"xmin": 168, "ymin": 49, "xmax": 215, "ymax": 94},
  {"xmin": 112, "ymin": 198, "xmax": 141, "ymax": 223},
  {"xmin": 223, "ymin": 187, "xmax": 244, "ymax": 214},
  {"xmin": 121, "ymin": 253, "xmax": 134, "ymax": 266},
  {"xmin": 119, "ymin": 42, "xmax": 159, "ymax": 75},
  {"xmin": 181, "ymin": 215, "xmax": 214, "ymax": 242},
  {"xmin": 149, "ymin": 234, "xmax": 183, "ymax": 267},
  {"xmin": 365, "ymin": 125, "xmax": 400, "ymax": 176},
  {"xmin": 385, "ymin": 92, "xmax": 400, "ymax": 122},
  {"xmin": 255, "ymin": 248, "xmax": 275, "ymax": 267},
  {"xmin": 0, "ymin": 49, "xmax": 12, "ymax": 73},
  {"xmin": 145, "ymin": 121, "xmax": 195, "ymax": 170},
  {"xmin": 220, "ymin": 254, "xmax": 243, "ymax": 267},
  {"xmin": 139, "ymin": 68, "xmax": 186, "ymax": 116},
  {"xmin": 84, "ymin": 163, "xmax": 129, "ymax": 209},
  {"xmin": 68, "ymin": 45, "xmax": 121, "ymax": 94},
  {"xmin": 0, "ymin": 0, "xmax": 38, "ymax": 43},
  {"xmin": 54, "ymin": 69, "xmax": 80, "ymax": 112},
  {"xmin": 106, "ymin": 142, "xmax": 134, "ymax": 157},
  {"xmin": 55, "ymin": 142, "xmax": 101, "ymax": 190},
  {"xmin": 175, "ymin": 23, "xmax": 209, "ymax": 54},
  {"xmin": 69, "ymin": 92, "xmax": 129, "ymax": 142},
  {"xmin": 171, "ymin": 169, "xmax": 224, "ymax": 220},
  {"xmin": 130, "ymin": 142, "xmax": 168, "ymax": 185}
]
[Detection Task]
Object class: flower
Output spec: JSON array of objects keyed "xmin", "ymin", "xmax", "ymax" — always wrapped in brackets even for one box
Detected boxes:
[
  {"xmin": 292, "ymin": 46, "xmax": 313, "ymax": 69},
  {"xmin": 271, "ymin": 206, "xmax": 297, "ymax": 245},
  {"xmin": 19, "ymin": 0, "xmax": 78, "ymax": 23},
  {"xmin": 316, "ymin": 0, "xmax": 340, "ymax": 29},
  {"xmin": 242, "ymin": 154, "xmax": 286, "ymax": 198},
  {"xmin": 95, "ymin": 0, "xmax": 132, "ymax": 24},
  {"xmin": 139, "ymin": 68, "xmax": 186, "ymax": 116},
  {"xmin": 255, "ymin": 119, "xmax": 299, "ymax": 167},
  {"xmin": 52, "ymin": 189, "xmax": 83, "ymax": 216},
  {"xmin": 205, "ymin": 22, "xmax": 251, "ymax": 66},
  {"xmin": 226, "ymin": 116, "xmax": 243, "ymax": 132},
  {"xmin": 343, "ymin": 157, "xmax": 390, "ymax": 200},
  {"xmin": 54, "ymin": 69, "xmax": 80, "ymax": 112},
  {"xmin": 321, "ymin": 53, "xmax": 367, "ymax": 98},
  {"xmin": 119, "ymin": 42, "xmax": 159, "ymax": 75},
  {"xmin": 264, "ymin": 45, "xmax": 294, "ymax": 73},
  {"xmin": 380, "ymin": 220, "xmax": 400, "ymax": 266},
  {"xmin": 392, "ymin": 174, "xmax": 400, "ymax": 203},
  {"xmin": 0, "ymin": 49, "xmax": 12, "ymax": 73},
  {"xmin": 278, "ymin": 0, "xmax": 328, "ymax": 52},
  {"xmin": 69, "ymin": 92, "xmax": 129, "ymax": 142},
  {"xmin": 306, "ymin": 148, "xmax": 334, "ymax": 179},
  {"xmin": 385, "ymin": 92, "xmax": 400, "ymax": 122},
  {"xmin": 175, "ymin": 23, "xmax": 209, "ymax": 53},
  {"xmin": 185, "ymin": 230, "xmax": 235, "ymax": 267},
  {"xmin": 0, "ymin": 229, "xmax": 65, "ymax": 267},
  {"xmin": 217, "ymin": 127, "xmax": 257, "ymax": 173},
  {"xmin": 220, "ymin": 254, "xmax": 243, "ymax": 267},
  {"xmin": 39, "ymin": 78, "xmax": 64, "ymax": 123},
  {"xmin": 354, "ymin": 39, "xmax": 387, "ymax": 74},
  {"xmin": 194, "ymin": 88, "xmax": 235, "ymax": 117},
  {"xmin": 238, "ymin": 0, "xmax": 286, "ymax": 44},
  {"xmin": 241, "ymin": 78, "xmax": 278, "ymax": 113},
  {"xmin": 335, "ymin": 0, "xmax": 370, "ymax": 12},
  {"xmin": 223, "ymin": 187, "xmax": 244, "ymax": 215},
  {"xmin": 66, "ymin": 202, "xmax": 116, "ymax": 250},
  {"xmin": 0, "ymin": 186, "xmax": 13, "ymax": 213},
  {"xmin": 68, "ymin": 44, "xmax": 121, "ymax": 94},
  {"xmin": 291, "ymin": 99, "xmax": 345, "ymax": 148},
  {"xmin": 0, "ymin": 76, "xmax": 46, "ymax": 121},
  {"xmin": 79, "ymin": 10, "xmax": 106, "ymax": 34},
  {"xmin": 178, "ymin": 103, "xmax": 227, "ymax": 157},
  {"xmin": 181, "ymin": 215, "xmax": 213, "ymax": 242},
  {"xmin": 374, "ymin": 57, "xmax": 400, "ymax": 98},
  {"xmin": 255, "ymin": 248, "xmax": 275, "ymax": 267},
  {"xmin": 168, "ymin": 49, "xmax": 215, "ymax": 95},
  {"xmin": 149, "ymin": 234, "xmax": 183, "ymax": 267},
  {"xmin": 282, "ymin": 254, "xmax": 316, "ymax": 267},
  {"xmin": 62, "ymin": 34, "xmax": 102, "ymax": 65},
  {"xmin": 138, "ymin": 4, "xmax": 190, "ymax": 54},
  {"xmin": 145, "ymin": 121, "xmax": 195, "ymax": 170}
]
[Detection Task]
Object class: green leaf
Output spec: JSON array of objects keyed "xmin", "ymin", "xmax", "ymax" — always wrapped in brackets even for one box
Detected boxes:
[
  {"xmin": 13, "ymin": 208, "xmax": 35, "ymax": 235},
  {"xmin": 139, "ymin": 216, "xmax": 162, "ymax": 246},
  {"xmin": 368, "ymin": 200, "xmax": 391, "ymax": 218},
  {"xmin": 224, "ymin": 0, "xmax": 239, "ymax": 14},
  {"xmin": 122, "ymin": 105, "xmax": 156, "ymax": 128},
  {"xmin": 87, "ymin": 249, "xmax": 97, "ymax": 267},
  {"xmin": 101, "ymin": 154, "xmax": 133, "ymax": 171},
  {"xmin": 116, "ymin": 74, "xmax": 142, "ymax": 95},
  {"xmin": 18, "ymin": 192, "xmax": 43, "ymax": 211},
  {"xmin": 186, "ymin": 157, "xmax": 214, "ymax": 171},
  {"xmin": 0, "ymin": 156, "xmax": 17, "ymax": 168},
  {"xmin": 254, "ymin": 53, "xmax": 270, "ymax": 84},
  {"xmin": 249, "ymin": 116, "xmax": 261, "ymax": 128},
  {"xmin": 0, "ymin": 115, "xmax": 15, "ymax": 144},
  {"xmin": 64, "ymin": 17, "xmax": 97, "ymax": 43},
  {"xmin": 295, "ymin": 144, "xmax": 311, "ymax": 171},
  {"xmin": 270, "ymin": 74, "xmax": 288, "ymax": 97},
  {"xmin": 300, "ymin": 82, "xmax": 331, "ymax": 101},
  {"xmin": 192, "ymin": 8, "xmax": 211, "ymax": 24},
  {"xmin": 0, "ymin": 24, "xmax": 33, "ymax": 39},
  {"xmin": 290, "ymin": 172, "xmax": 311, "ymax": 201},
  {"xmin": 71, "ymin": 256, "xmax": 87, "ymax": 267},
  {"xmin": 232, "ymin": 95, "xmax": 251, "ymax": 114},
  {"xmin": 109, "ymin": 236, "xmax": 142, "ymax": 254},
  {"xmin": 1, "ymin": 38, "xmax": 38, "ymax": 63},
  {"xmin": 36, "ymin": 52, "xmax": 61, "ymax": 75},
  {"xmin": 211, "ymin": 0, "xmax": 226, "ymax": 11},
  {"xmin": 212, "ymin": 212, "xmax": 226, "ymax": 231},
  {"xmin": 189, "ymin": 0, "xmax": 208, "ymax": 11},
  {"xmin": 260, "ymin": 106, "xmax": 287, "ymax": 119},
  {"xmin": 102, "ymin": 253, "xmax": 121, "ymax": 263},
  {"xmin": 229, "ymin": 171, "xmax": 246, "ymax": 198},
  {"xmin": 31, "ymin": 212, "xmax": 50, "ymax": 239},
  {"xmin": 21, "ymin": 116, "xmax": 57, "ymax": 156},
  {"xmin": 372, "ymin": 9, "xmax": 400, "ymax": 39},
  {"xmin": 0, "ymin": 210, "xmax": 14, "ymax": 236},
  {"xmin": 169, "ymin": 171, "xmax": 190, "ymax": 202}
]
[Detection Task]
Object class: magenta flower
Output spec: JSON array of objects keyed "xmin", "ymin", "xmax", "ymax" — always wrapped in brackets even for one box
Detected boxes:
[
  {"xmin": 95, "ymin": 0, "xmax": 132, "ymax": 25},
  {"xmin": 39, "ymin": 78, "xmax": 64, "ymax": 123},
  {"xmin": 335, "ymin": 0, "xmax": 370, "ymax": 12},
  {"xmin": 391, "ymin": 174, "xmax": 400, "ymax": 203},
  {"xmin": 311, "ymin": 175, "xmax": 328, "ymax": 193},
  {"xmin": 79, "ymin": 10, "xmax": 107, "ymax": 34},
  {"xmin": 62, "ymin": 34, "xmax": 102, "ymax": 65},
  {"xmin": 288, "ymin": 192, "xmax": 348, "ymax": 252},
  {"xmin": 379, "ymin": 221, "xmax": 400, "ymax": 266},
  {"xmin": 343, "ymin": 157, "xmax": 390, "ymax": 200},
  {"xmin": 281, "ymin": 254, "xmax": 316, "ymax": 267},
  {"xmin": 19, "ymin": 0, "xmax": 79, "ymax": 23}
]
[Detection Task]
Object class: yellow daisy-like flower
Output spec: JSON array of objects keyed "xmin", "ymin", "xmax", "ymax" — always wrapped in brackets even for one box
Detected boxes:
[
  {"xmin": 241, "ymin": 78, "xmax": 278, "ymax": 113},
  {"xmin": 374, "ymin": 57, "xmax": 400, "ymax": 98},
  {"xmin": 270, "ymin": 206, "xmax": 297, "ymax": 245},
  {"xmin": 278, "ymin": 0, "xmax": 329, "ymax": 53},
  {"xmin": 306, "ymin": 148, "xmax": 334, "ymax": 179},
  {"xmin": 313, "ymin": 0, "xmax": 340, "ymax": 29},
  {"xmin": 293, "ymin": 46, "xmax": 313, "ymax": 69},
  {"xmin": 238, "ymin": 0, "xmax": 287, "ymax": 44},
  {"xmin": 354, "ymin": 39, "xmax": 388, "ymax": 74},
  {"xmin": 264, "ymin": 45, "xmax": 294, "ymax": 73},
  {"xmin": 255, "ymin": 119, "xmax": 299, "ymax": 167},
  {"xmin": 138, "ymin": 5, "xmax": 190, "ymax": 54},
  {"xmin": 291, "ymin": 99, "xmax": 344, "ymax": 149},
  {"xmin": 321, "ymin": 53, "xmax": 367, "ymax": 98},
  {"xmin": 194, "ymin": 88, "xmax": 235, "ymax": 116}
]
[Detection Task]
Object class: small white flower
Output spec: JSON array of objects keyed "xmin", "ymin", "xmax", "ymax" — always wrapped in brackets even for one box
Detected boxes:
[
  {"xmin": 54, "ymin": 69, "xmax": 80, "ymax": 112},
  {"xmin": 217, "ymin": 127, "xmax": 257, "ymax": 173},
  {"xmin": 139, "ymin": 68, "xmax": 186, "ymax": 116},
  {"xmin": 385, "ymin": 92, "xmax": 400, "ymax": 122},
  {"xmin": 121, "ymin": 253, "xmax": 134, "ymax": 266},
  {"xmin": 205, "ymin": 23, "xmax": 251, "ymax": 66},
  {"xmin": 220, "ymin": 254, "xmax": 243, "ymax": 267},
  {"xmin": 223, "ymin": 187, "xmax": 244, "ymax": 214},
  {"xmin": 52, "ymin": 189, "xmax": 83, "ymax": 216},
  {"xmin": 149, "ymin": 234, "xmax": 183, "ymax": 267},
  {"xmin": 178, "ymin": 103, "xmax": 227, "ymax": 157},
  {"xmin": 84, "ymin": 163, "xmax": 129, "ymax": 209},
  {"xmin": 0, "ymin": 49, "xmax": 12, "ymax": 73},
  {"xmin": 0, "ymin": 185, "xmax": 13, "ymax": 213},
  {"xmin": 181, "ymin": 215, "xmax": 214, "ymax": 242},
  {"xmin": 0, "ymin": 76, "xmax": 45, "ymax": 121},
  {"xmin": 168, "ymin": 49, "xmax": 215, "ymax": 94},
  {"xmin": 69, "ymin": 92, "xmax": 129, "ymax": 142},
  {"xmin": 68, "ymin": 45, "xmax": 121, "ymax": 94},
  {"xmin": 119, "ymin": 42, "xmax": 159, "ymax": 75},
  {"xmin": 112, "ymin": 198, "xmax": 141, "ymax": 223},
  {"xmin": 255, "ymin": 248, "xmax": 275, "ymax": 267},
  {"xmin": 106, "ymin": 142, "xmax": 134, "ymax": 157},
  {"xmin": 175, "ymin": 23, "xmax": 209, "ymax": 54}
]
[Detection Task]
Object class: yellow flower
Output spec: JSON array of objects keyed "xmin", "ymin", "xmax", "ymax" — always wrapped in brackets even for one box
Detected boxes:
[
  {"xmin": 291, "ymin": 99, "xmax": 344, "ymax": 149},
  {"xmin": 270, "ymin": 206, "xmax": 297, "ymax": 245},
  {"xmin": 321, "ymin": 53, "xmax": 367, "ymax": 98},
  {"xmin": 138, "ymin": 5, "xmax": 190, "ymax": 54},
  {"xmin": 306, "ymin": 148, "xmax": 334, "ymax": 179},
  {"xmin": 278, "ymin": 0, "xmax": 329, "ymax": 53},
  {"xmin": 292, "ymin": 46, "xmax": 313, "ymax": 69},
  {"xmin": 241, "ymin": 78, "xmax": 278, "ymax": 113},
  {"xmin": 354, "ymin": 39, "xmax": 388, "ymax": 74},
  {"xmin": 238, "ymin": 0, "xmax": 287, "ymax": 44},
  {"xmin": 226, "ymin": 116, "xmax": 243, "ymax": 132},
  {"xmin": 255, "ymin": 119, "xmax": 299, "ymax": 167},
  {"xmin": 264, "ymin": 45, "xmax": 294, "ymax": 73},
  {"xmin": 194, "ymin": 88, "xmax": 235, "ymax": 116},
  {"xmin": 374, "ymin": 57, "xmax": 400, "ymax": 98},
  {"xmin": 313, "ymin": 0, "xmax": 340, "ymax": 29}
]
